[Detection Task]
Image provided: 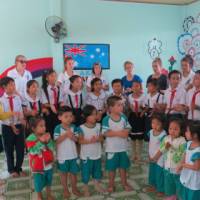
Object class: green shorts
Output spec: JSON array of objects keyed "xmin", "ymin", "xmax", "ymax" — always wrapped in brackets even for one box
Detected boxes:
[
  {"xmin": 105, "ymin": 151, "xmax": 130, "ymax": 171},
  {"xmin": 164, "ymin": 169, "xmax": 181, "ymax": 197},
  {"xmin": 57, "ymin": 159, "xmax": 80, "ymax": 174},
  {"xmin": 148, "ymin": 162, "xmax": 164, "ymax": 193},
  {"xmin": 33, "ymin": 168, "xmax": 53, "ymax": 193},
  {"xmin": 81, "ymin": 158, "xmax": 102, "ymax": 184}
]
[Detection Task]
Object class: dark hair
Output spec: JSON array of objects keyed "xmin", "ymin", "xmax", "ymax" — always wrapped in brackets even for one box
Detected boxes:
[
  {"xmin": 111, "ymin": 79, "xmax": 123, "ymax": 87},
  {"xmin": 42, "ymin": 69, "xmax": 56, "ymax": 100},
  {"xmin": 187, "ymin": 121, "xmax": 200, "ymax": 141},
  {"xmin": 151, "ymin": 113, "xmax": 166, "ymax": 129},
  {"xmin": 107, "ymin": 95, "xmax": 122, "ymax": 108},
  {"xmin": 27, "ymin": 80, "xmax": 39, "ymax": 93},
  {"xmin": 91, "ymin": 77, "xmax": 102, "ymax": 92},
  {"xmin": 64, "ymin": 56, "xmax": 73, "ymax": 64},
  {"xmin": 69, "ymin": 75, "xmax": 81, "ymax": 90},
  {"xmin": 181, "ymin": 54, "xmax": 194, "ymax": 68},
  {"xmin": 124, "ymin": 61, "xmax": 133, "ymax": 69},
  {"xmin": 29, "ymin": 116, "xmax": 45, "ymax": 130},
  {"xmin": 153, "ymin": 57, "xmax": 162, "ymax": 67},
  {"xmin": 168, "ymin": 117, "xmax": 186, "ymax": 136},
  {"xmin": 0, "ymin": 76, "xmax": 14, "ymax": 87},
  {"xmin": 82, "ymin": 105, "xmax": 97, "ymax": 120},
  {"xmin": 92, "ymin": 62, "xmax": 102, "ymax": 75},
  {"xmin": 147, "ymin": 78, "xmax": 158, "ymax": 88},
  {"xmin": 195, "ymin": 70, "xmax": 200, "ymax": 75},
  {"xmin": 58, "ymin": 106, "xmax": 73, "ymax": 116},
  {"xmin": 168, "ymin": 70, "xmax": 182, "ymax": 79}
]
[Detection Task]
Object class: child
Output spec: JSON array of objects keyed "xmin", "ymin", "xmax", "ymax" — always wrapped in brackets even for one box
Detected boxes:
[
  {"xmin": 110, "ymin": 79, "xmax": 128, "ymax": 113},
  {"xmin": 128, "ymin": 80, "xmax": 145, "ymax": 162},
  {"xmin": 144, "ymin": 79, "xmax": 166, "ymax": 140},
  {"xmin": 164, "ymin": 70, "xmax": 186, "ymax": 119},
  {"xmin": 146, "ymin": 114, "xmax": 166, "ymax": 197},
  {"xmin": 160, "ymin": 118, "xmax": 186, "ymax": 200},
  {"xmin": 78, "ymin": 105, "xmax": 105, "ymax": 196},
  {"xmin": 26, "ymin": 116, "xmax": 54, "ymax": 200},
  {"xmin": 22, "ymin": 80, "xmax": 44, "ymax": 137},
  {"xmin": 180, "ymin": 55, "xmax": 195, "ymax": 91},
  {"xmin": 86, "ymin": 78, "xmax": 107, "ymax": 122},
  {"xmin": 178, "ymin": 121, "xmax": 200, "ymax": 200},
  {"xmin": 86, "ymin": 62, "xmax": 109, "ymax": 92},
  {"xmin": 0, "ymin": 77, "xmax": 25, "ymax": 177},
  {"xmin": 54, "ymin": 106, "xmax": 81, "ymax": 198},
  {"xmin": 64, "ymin": 75, "xmax": 84, "ymax": 126},
  {"xmin": 41, "ymin": 69, "xmax": 63, "ymax": 138},
  {"xmin": 58, "ymin": 56, "xmax": 77, "ymax": 95},
  {"xmin": 121, "ymin": 61, "xmax": 142, "ymax": 96},
  {"xmin": 102, "ymin": 96, "xmax": 132, "ymax": 192},
  {"xmin": 186, "ymin": 70, "xmax": 200, "ymax": 121}
]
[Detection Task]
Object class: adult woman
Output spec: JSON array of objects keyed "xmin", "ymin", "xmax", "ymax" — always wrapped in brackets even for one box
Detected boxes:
[
  {"xmin": 146, "ymin": 57, "xmax": 168, "ymax": 91},
  {"xmin": 86, "ymin": 62, "xmax": 109, "ymax": 92}
]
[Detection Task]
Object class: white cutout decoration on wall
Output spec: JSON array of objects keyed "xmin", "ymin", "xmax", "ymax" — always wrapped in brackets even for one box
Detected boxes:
[
  {"xmin": 177, "ymin": 13, "xmax": 200, "ymax": 70},
  {"xmin": 147, "ymin": 38, "xmax": 163, "ymax": 59}
]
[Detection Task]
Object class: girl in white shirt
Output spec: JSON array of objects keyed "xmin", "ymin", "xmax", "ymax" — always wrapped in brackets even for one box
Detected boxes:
[
  {"xmin": 78, "ymin": 105, "xmax": 105, "ymax": 196},
  {"xmin": 86, "ymin": 78, "xmax": 107, "ymax": 122},
  {"xmin": 178, "ymin": 121, "xmax": 200, "ymax": 200}
]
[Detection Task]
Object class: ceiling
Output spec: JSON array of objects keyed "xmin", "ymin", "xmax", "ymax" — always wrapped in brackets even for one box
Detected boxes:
[{"xmin": 104, "ymin": 0, "xmax": 199, "ymax": 5}]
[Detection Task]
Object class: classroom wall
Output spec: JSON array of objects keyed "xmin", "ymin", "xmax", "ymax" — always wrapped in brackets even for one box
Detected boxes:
[{"xmin": 1, "ymin": 0, "xmax": 199, "ymax": 84}]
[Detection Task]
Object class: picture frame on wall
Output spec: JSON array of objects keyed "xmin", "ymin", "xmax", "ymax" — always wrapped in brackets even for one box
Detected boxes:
[{"xmin": 63, "ymin": 43, "xmax": 110, "ymax": 70}]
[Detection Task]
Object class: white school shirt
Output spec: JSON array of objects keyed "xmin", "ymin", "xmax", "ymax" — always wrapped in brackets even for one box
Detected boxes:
[
  {"xmin": 180, "ymin": 141, "xmax": 200, "ymax": 190},
  {"xmin": 144, "ymin": 92, "xmax": 166, "ymax": 108},
  {"xmin": 164, "ymin": 86, "xmax": 186, "ymax": 114},
  {"xmin": 58, "ymin": 71, "xmax": 77, "ymax": 95},
  {"xmin": 180, "ymin": 70, "xmax": 195, "ymax": 90},
  {"xmin": 186, "ymin": 87, "xmax": 200, "ymax": 120},
  {"xmin": 64, "ymin": 90, "xmax": 85, "ymax": 109},
  {"xmin": 160, "ymin": 135, "xmax": 186, "ymax": 174},
  {"xmin": 0, "ymin": 93, "xmax": 23, "ymax": 125},
  {"xmin": 102, "ymin": 114, "xmax": 131, "ymax": 153},
  {"xmin": 22, "ymin": 92, "xmax": 42, "ymax": 112},
  {"xmin": 41, "ymin": 85, "xmax": 63, "ymax": 105},
  {"xmin": 128, "ymin": 93, "xmax": 145, "ymax": 112},
  {"xmin": 78, "ymin": 124, "xmax": 102, "ymax": 160},
  {"xmin": 86, "ymin": 91, "xmax": 107, "ymax": 111},
  {"xmin": 86, "ymin": 75, "xmax": 108, "ymax": 88},
  {"xmin": 7, "ymin": 68, "xmax": 32, "ymax": 97},
  {"xmin": 54, "ymin": 124, "xmax": 78, "ymax": 161},
  {"xmin": 148, "ymin": 129, "xmax": 166, "ymax": 167}
]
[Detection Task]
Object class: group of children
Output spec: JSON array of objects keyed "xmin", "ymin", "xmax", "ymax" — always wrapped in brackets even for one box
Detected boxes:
[{"xmin": 0, "ymin": 54, "xmax": 199, "ymax": 200}]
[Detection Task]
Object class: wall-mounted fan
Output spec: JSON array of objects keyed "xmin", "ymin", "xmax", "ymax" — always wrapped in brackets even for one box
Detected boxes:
[{"xmin": 45, "ymin": 16, "xmax": 67, "ymax": 43}]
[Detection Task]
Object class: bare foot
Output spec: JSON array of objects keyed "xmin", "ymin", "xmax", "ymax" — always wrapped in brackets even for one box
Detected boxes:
[
  {"xmin": 63, "ymin": 190, "xmax": 71, "ymax": 199},
  {"xmin": 157, "ymin": 192, "xmax": 165, "ymax": 197},
  {"xmin": 10, "ymin": 172, "xmax": 19, "ymax": 178},
  {"xmin": 72, "ymin": 189, "xmax": 82, "ymax": 197},
  {"xmin": 47, "ymin": 194, "xmax": 55, "ymax": 200},
  {"xmin": 19, "ymin": 171, "xmax": 27, "ymax": 177},
  {"xmin": 123, "ymin": 183, "xmax": 133, "ymax": 192},
  {"xmin": 145, "ymin": 186, "xmax": 156, "ymax": 192},
  {"xmin": 107, "ymin": 186, "xmax": 115, "ymax": 193},
  {"xmin": 83, "ymin": 190, "xmax": 90, "ymax": 197},
  {"xmin": 95, "ymin": 183, "xmax": 106, "ymax": 193}
]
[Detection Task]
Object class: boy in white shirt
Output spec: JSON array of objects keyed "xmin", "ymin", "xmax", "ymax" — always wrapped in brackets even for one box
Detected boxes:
[
  {"xmin": 102, "ymin": 96, "xmax": 132, "ymax": 193},
  {"xmin": 54, "ymin": 106, "xmax": 81, "ymax": 198}
]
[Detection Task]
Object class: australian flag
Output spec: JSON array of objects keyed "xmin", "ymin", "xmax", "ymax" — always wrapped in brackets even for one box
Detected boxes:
[{"xmin": 63, "ymin": 43, "xmax": 110, "ymax": 70}]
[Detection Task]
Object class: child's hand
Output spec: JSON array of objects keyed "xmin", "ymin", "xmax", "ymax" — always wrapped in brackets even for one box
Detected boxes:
[
  {"xmin": 90, "ymin": 136, "xmax": 98, "ymax": 143},
  {"xmin": 50, "ymin": 105, "xmax": 57, "ymax": 114},
  {"xmin": 66, "ymin": 130, "xmax": 73, "ymax": 139},
  {"xmin": 31, "ymin": 110, "xmax": 38, "ymax": 116},
  {"xmin": 39, "ymin": 135, "xmax": 47, "ymax": 143},
  {"xmin": 12, "ymin": 112, "xmax": 21, "ymax": 117},
  {"xmin": 165, "ymin": 142, "xmax": 171, "ymax": 149},
  {"xmin": 118, "ymin": 130, "xmax": 129, "ymax": 138},
  {"xmin": 44, "ymin": 133, "xmax": 51, "ymax": 142},
  {"xmin": 176, "ymin": 164, "xmax": 183, "ymax": 173},
  {"xmin": 11, "ymin": 125, "xmax": 20, "ymax": 135}
]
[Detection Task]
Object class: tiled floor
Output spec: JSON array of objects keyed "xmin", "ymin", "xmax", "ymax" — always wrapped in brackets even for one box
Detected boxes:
[{"xmin": 0, "ymin": 142, "xmax": 163, "ymax": 200}]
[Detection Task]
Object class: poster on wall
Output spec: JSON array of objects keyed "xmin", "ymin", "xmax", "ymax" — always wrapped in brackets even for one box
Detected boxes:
[{"xmin": 63, "ymin": 43, "xmax": 110, "ymax": 70}]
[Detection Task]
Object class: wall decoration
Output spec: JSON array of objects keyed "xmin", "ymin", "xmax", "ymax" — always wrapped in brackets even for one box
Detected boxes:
[
  {"xmin": 147, "ymin": 38, "xmax": 163, "ymax": 59},
  {"xmin": 168, "ymin": 56, "xmax": 177, "ymax": 72},
  {"xmin": 63, "ymin": 43, "xmax": 110, "ymax": 70},
  {"xmin": 177, "ymin": 13, "xmax": 200, "ymax": 70}
]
